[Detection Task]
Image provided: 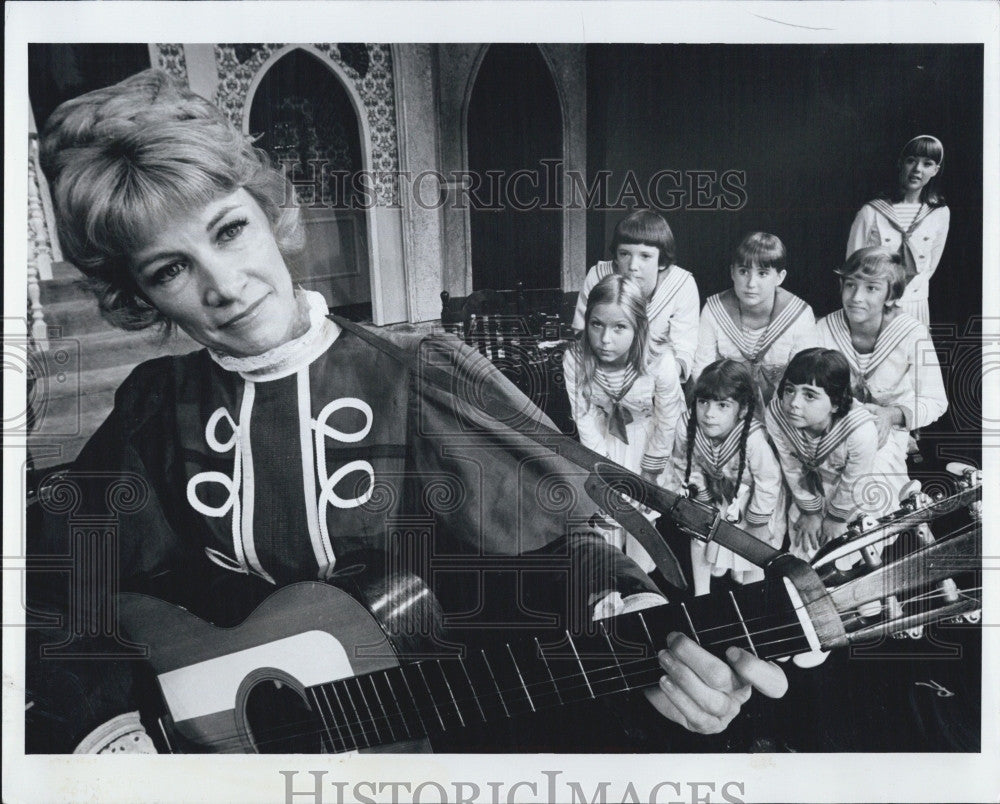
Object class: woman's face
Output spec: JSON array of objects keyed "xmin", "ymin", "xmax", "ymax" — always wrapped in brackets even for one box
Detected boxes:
[{"xmin": 129, "ymin": 188, "xmax": 302, "ymax": 357}]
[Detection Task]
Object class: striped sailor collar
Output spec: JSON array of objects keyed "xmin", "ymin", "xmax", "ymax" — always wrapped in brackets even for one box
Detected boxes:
[
  {"xmin": 867, "ymin": 198, "xmax": 934, "ymax": 232},
  {"xmin": 595, "ymin": 261, "xmax": 689, "ymax": 318},
  {"xmin": 697, "ymin": 414, "xmax": 762, "ymax": 472},
  {"xmin": 767, "ymin": 394, "xmax": 874, "ymax": 465},
  {"xmin": 708, "ymin": 288, "xmax": 808, "ymax": 360},
  {"xmin": 822, "ymin": 309, "xmax": 921, "ymax": 378}
]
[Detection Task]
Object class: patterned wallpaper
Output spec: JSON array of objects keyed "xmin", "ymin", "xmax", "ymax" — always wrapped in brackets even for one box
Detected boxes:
[
  {"xmin": 154, "ymin": 44, "xmax": 189, "ymax": 82},
  {"xmin": 151, "ymin": 43, "xmax": 401, "ymax": 207}
]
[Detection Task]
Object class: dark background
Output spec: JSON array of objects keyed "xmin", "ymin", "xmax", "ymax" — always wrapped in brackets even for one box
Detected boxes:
[
  {"xmin": 586, "ymin": 45, "xmax": 983, "ymax": 326},
  {"xmin": 29, "ymin": 44, "xmax": 983, "ymax": 344}
]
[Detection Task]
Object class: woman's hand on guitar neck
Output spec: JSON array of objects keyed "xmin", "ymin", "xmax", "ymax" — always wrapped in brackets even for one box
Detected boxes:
[{"xmin": 643, "ymin": 632, "xmax": 788, "ymax": 735}]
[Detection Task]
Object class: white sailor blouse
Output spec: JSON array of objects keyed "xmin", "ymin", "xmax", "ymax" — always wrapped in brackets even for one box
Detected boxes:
[
  {"xmin": 664, "ymin": 409, "xmax": 787, "ymax": 573},
  {"xmin": 846, "ymin": 201, "xmax": 950, "ymax": 324},
  {"xmin": 817, "ymin": 309, "xmax": 948, "ymax": 508},
  {"xmin": 572, "ymin": 260, "xmax": 700, "ymax": 379},
  {"xmin": 562, "ymin": 347, "xmax": 684, "ymax": 479},
  {"xmin": 764, "ymin": 395, "xmax": 879, "ymax": 528},
  {"xmin": 817, "ymin": 310, "xmax": 948, "ymax": 434},
  {"xmin": 692, "ymin": 288, "xmax": 818, "ymax": 409}
]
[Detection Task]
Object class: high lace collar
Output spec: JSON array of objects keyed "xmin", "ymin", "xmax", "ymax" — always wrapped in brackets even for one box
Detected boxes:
[{"xmin": 207, "ymin": 289, "xmax": 340, "ymax": 381}]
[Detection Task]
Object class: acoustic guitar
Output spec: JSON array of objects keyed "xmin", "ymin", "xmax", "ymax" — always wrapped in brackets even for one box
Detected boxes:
[{"xmin": 117, "ymin": 465, "xmax": 982, "ymax": 754}]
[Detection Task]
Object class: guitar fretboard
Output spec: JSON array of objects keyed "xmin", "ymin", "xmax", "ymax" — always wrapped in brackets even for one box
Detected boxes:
[{"xmin": 306, "ymin": 576, "xmax": 808, "ymax": 752}]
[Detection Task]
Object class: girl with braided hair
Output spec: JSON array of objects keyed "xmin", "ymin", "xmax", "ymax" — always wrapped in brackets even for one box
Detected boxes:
[{"xmin": 664, "ymin": 360, "xmax": 786, "ymax": 596}]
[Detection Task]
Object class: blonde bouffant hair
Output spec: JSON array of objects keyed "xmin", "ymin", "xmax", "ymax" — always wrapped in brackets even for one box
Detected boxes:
[{"xmin": 40, "ymin": 68, "xmax": 303, "ymax": 332}]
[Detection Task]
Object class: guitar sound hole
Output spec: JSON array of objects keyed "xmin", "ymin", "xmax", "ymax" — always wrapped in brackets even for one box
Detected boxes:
[{"xmin": 244, "ymin": 679, "xmax": 323, "ymax": 754}]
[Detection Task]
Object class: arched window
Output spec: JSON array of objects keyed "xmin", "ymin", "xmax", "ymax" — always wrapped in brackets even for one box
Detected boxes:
[
  {"xmin": 467, "ymin": 45, "xmax": 563, "ymax": 291},
  {"xmin": 249, "ymin": 48, "xmax": 371, "ymax": 319}
]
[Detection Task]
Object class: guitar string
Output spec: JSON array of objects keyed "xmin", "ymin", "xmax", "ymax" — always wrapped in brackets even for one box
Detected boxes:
[
  {"xmin": 201, "ymin": 605, "xmax": 820, "ymax": 750},
  {"xmin": 168, "ymin": 560, "xmax": 986, "ymax": 751},
  {"xmin": 182, "ymin": 614, "xmax": 809, "ymax": 752},
  {"xmin": 183, "ymin": 582, "xmax": 980, "ymax": 751},
  {"xmin": 211, "ymin": 581, "xmax": 977, "ymax": 752},
  {"xmin": 175, "ymin": 587, "xmax": 816, "ymax": 749},
  {"xmin": 164, "ymin": 484, "xmax": 982, "ymax": 750},
  {"xmin": 634, "ymin": 517, "xmax": 982, "ymax": 644}
]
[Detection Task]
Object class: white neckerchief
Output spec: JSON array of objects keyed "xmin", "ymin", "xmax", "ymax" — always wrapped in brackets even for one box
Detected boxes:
[{"xmin": 207, "ymin": 289, "xmax": 340, "ymax": 381}]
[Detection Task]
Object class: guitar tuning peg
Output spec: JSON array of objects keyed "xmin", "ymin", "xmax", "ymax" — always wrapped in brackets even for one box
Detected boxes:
[
  {"xmin": 945, "ymin": 461, "xmax": 981, "ymax": 489},
  {"xmin": 897, "ymin": 479, "xmax": 931, "ymax": 512}
]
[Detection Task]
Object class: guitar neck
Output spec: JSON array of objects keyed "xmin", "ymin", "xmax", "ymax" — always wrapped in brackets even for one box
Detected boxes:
[{"xmin": 305, "ymin": 576, "xmax": 809, "ymax": 753}]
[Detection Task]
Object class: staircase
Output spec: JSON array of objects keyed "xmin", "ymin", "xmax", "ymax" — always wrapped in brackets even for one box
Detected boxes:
[{"xmin": 27, "ymin": 260, "xmax": 200, "ymax": 470}]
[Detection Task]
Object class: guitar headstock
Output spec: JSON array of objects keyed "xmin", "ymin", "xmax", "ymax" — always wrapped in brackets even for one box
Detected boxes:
[{"xmin": 808, "ymin": 464, "xmax": 981, "ymax": 647}]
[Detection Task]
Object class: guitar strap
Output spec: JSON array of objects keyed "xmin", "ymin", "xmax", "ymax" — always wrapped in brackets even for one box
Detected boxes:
[{"xmin": 333, "ymin": 317, "xmax": 785, "ymax": 589}]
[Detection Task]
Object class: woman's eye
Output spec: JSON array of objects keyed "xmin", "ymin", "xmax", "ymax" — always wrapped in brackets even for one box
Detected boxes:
[
  {"xmin": 218, "ymin": 218, "xmax": 248, "ymax": 242},
  {"xmin": 153, "ymin": 261, "xmax": 185, "ymax": 285}
]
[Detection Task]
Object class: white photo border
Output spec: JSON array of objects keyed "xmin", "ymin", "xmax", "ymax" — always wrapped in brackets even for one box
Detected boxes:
[{"xmin": 4, "ymin": 2, "xmax": 998, "ymax": 802}]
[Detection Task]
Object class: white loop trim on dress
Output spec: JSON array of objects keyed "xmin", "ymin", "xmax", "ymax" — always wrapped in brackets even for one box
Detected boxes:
[
  {"xmin": 187, "ymin": 405, "xmax": 247, "ymax": 574},
  {"xmin": 184, "ymin": 384, "xmax": 274, "ymax": 584},
  {"xmin": 313, "ymin": 397, "xmax": 375, "ymax": 551}
]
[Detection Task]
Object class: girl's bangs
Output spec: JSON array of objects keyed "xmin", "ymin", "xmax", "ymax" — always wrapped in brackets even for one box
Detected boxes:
[
  {"xmin": 736, "ymin": 243, "xmax": 782, "ymax": 269},
  {"xmin": 693, "ymin": 375, "xmax": 742, "ymax": 403},
  {"xmin": 735, "ymin": 234, "xmax": 785, "ymax": 270},
  {"xmin": 902, "ymin": 137, "xmax": 943, "ymax": 163}
]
